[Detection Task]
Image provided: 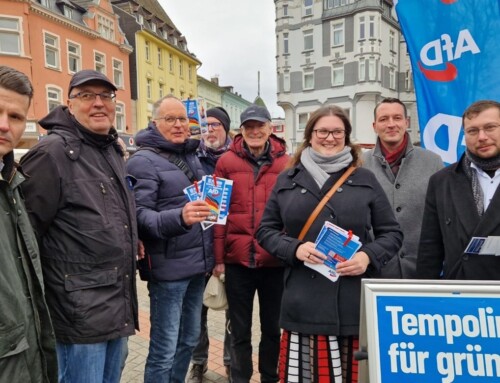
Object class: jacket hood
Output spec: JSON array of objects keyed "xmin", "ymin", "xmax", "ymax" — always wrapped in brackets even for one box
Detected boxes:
[
  {"xmin": 135, "ymin": 122, "xmax": 200, "ymax": 154},
  {"xmin": 38, "ymin": 105, "xmax": 75, "ymax": 132},
  {"xmin": 230, "ymin": 133, "xmax": 287, "ymax": 159}
]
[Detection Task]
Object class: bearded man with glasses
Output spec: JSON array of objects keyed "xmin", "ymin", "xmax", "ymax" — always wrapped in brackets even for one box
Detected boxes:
[
  {"xmin": 126, "ymin": 95, "xmax": 213, "ymax": 383},
  {"xmin": 20, "ymin": 70, "xmax": 139, "ymax": 382},
  {"xmin": 418, "ymin": 100, "xmax": 500, "ymax": 281}
]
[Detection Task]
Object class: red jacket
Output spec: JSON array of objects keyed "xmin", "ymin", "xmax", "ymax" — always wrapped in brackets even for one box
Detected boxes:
[{"xmin": 214, "ymin": 134, "xmax": 289, "ymax": 268}]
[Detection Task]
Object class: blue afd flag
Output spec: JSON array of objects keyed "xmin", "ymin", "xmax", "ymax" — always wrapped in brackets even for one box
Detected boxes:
[{"xmin": 395, "ymin": 0, "xmax": 500, "ymax": 164}]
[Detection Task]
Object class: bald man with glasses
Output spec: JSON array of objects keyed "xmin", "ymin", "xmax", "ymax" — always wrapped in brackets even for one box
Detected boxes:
[
  {"xmin": 127, "ymin": 95, "xmax": 214, "ymax": 383},
  {"xmin": 20, "ymin": 69, "xmax": 139, "ymax": 382}
]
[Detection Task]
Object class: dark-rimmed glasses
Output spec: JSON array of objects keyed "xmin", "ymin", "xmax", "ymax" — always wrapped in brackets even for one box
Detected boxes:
[
  {"xmin": 313, "ymin": 129, "xmax": 345, "ymax": 139},
  {"xmin": 69, "ymin": 91, "xmax": 116, "ymax": 103}
]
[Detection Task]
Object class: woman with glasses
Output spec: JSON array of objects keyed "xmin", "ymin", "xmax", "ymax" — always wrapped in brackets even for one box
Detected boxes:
[{"xmin": 256, "ymin": 105, "xmax": 402, "ymax": 383}]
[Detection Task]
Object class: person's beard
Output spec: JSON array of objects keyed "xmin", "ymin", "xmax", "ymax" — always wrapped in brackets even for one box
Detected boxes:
[{"xmin": 205, "ymin": 137, "xmax": 222, "ymax": 150}]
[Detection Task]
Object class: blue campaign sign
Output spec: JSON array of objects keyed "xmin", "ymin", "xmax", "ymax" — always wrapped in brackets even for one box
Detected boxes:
[
  {"xmin": 376, "ymin": 295, "xmax": 500, "ymax": 383},
  {"xmin": 395, "ymin": 0, "xmax": 500, "ymax": 164}
]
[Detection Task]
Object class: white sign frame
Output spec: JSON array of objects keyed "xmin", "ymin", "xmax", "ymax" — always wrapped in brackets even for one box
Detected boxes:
[{"xmin": 359, "ymin": 279, "xmax": 500, "ymax": 383}]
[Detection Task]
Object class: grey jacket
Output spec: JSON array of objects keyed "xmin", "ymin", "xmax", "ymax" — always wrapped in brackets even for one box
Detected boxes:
[
  {"xmin": 362, "ymin": 139, "xmax": 443, "ymax": 278},
  {"xmin": 0, "ymin": 152, "xmax": 57, "ymax": 382}
]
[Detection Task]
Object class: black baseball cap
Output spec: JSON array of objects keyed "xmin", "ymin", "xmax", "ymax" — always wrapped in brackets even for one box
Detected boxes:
[
  {"xmin": 240, "ymin": 104, "xmax": 271, "ymax": 126},
  {"xmin": 68, "ymin": 70, "xmax": 117, "ymax": 96}
]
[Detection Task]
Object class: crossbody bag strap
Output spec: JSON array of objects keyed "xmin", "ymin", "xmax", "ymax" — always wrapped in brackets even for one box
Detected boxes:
[
  {"xmin": 137, "ymin": 147, "xmax": 198, "ymax": 182},
  {"xmin": 298, "ymin": 166, "xmax": 356, "ymax": 241}
]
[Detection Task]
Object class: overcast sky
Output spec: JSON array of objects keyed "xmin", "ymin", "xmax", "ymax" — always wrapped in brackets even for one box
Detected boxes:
[{"xmin": 159, "ymin": 0, "xmax": 284, "ymax": 118}]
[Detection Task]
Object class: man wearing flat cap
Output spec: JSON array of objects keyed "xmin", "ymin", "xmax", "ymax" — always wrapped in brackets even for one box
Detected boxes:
[
  {"xmin": 20, "ymin": 69, "xmax": 139, "ymax": 382},
  {"xmin": 213, "ymin": 104, "xmax": 289, "ymax": 383}
]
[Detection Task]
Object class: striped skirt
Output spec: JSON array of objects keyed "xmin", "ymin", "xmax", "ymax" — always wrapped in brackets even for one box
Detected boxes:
[{"xmin": 279, "ymin": 330, "xmax": 359, "ymax": 383}]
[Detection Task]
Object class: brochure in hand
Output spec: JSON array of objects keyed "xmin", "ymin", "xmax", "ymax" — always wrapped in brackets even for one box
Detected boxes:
[
  {"xmin": 183, "ymin": 175, "xmax": 233, "ymax": 230},
  {"xmin": 304, "ymin": 221, "xmax": 362, "ymax": 282}
]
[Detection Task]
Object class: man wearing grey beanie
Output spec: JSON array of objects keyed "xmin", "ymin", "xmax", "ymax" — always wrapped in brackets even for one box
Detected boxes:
[{"xmin": 188, "ymin": 106, "xmax": 233, "ymax": 383}]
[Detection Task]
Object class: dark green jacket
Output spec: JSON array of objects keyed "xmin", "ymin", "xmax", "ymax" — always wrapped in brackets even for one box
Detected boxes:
[{"xmin": 0, "ymin": 152, "xmax": 57, "ymax": 382}]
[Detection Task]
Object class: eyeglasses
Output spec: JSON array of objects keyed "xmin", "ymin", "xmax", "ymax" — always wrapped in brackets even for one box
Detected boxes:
[
  {"xmin": 313, "ymin": 129, "xmax": 345, "ymax": 139},
  {"xmin": 464, "ymin": 124, "xmax": 500, "ymax": 137},
  {"xmin": 69, "ymin": 91, "xmax": 116, "ymax": 103},
  {"xmin": 207, "ymin": 122, "xmax": 223, "ymax": 129},
  {"xmin": 155, "ymin": 116, "xmax": 189, "ymax": 126}
]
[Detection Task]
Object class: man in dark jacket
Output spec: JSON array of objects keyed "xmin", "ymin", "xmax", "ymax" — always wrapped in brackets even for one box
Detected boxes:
[
  {"xmin": 126, "ymin": 95, "xmax": 213, "ymax": 383},
  {"xmin": 417, "ymin": 100, "xmax": 500, "ymax": 280},
  {"xmin": 0, "ymin": 66, "xmax": 58, "ymax": 383},
  {"xmin": 20, "ymin": 70, "xmax": 139, "ymax": 382},
  {"xmin": 213, "ymin": 104, "xmax": 289, "ymax": 383},
  {"xmin": 188, "ymin": 107, "xmax": 232, "ymax": 383}
]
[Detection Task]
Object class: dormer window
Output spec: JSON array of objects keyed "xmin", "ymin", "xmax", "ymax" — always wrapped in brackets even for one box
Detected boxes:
[{"xmin": 136, "ymin": 14, "xmax": 144, "ymax": 25}]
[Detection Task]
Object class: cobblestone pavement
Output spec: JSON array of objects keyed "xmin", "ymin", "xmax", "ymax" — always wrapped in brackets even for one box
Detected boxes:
[{"xmin": 121, "ymin": 279, "xmax": 261, "ymax": 382}]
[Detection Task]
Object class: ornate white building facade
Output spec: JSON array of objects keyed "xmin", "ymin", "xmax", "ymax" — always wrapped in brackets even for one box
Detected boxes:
[{"xmin": 275, "ymin": 0, "xmax": 418, "ymax": 151}]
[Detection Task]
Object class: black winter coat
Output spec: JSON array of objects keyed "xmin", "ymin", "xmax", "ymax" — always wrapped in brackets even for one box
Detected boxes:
[
  {"xmin": 20, "ymin": 106, "xmax": 139, "ymax": 344},
  {"xmin": 256, "ymin": 164, "xmax": 403, "ymax": 336},
  {"xmin": 417, "ymin": 156, "xmax": 500, "ymax": 280}
]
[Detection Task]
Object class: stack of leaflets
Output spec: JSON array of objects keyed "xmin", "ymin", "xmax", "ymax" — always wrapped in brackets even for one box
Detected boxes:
[
  {"xmin": 465, "ymin": 236, "xmax": 500, "ymax": 256},
  {"xmin": 183, "ymin": 175, "xmax": 233, "ymax": 230},
  {"xmin": 305, "ymin": 221, "xmax": 362, "ymax": 282}
]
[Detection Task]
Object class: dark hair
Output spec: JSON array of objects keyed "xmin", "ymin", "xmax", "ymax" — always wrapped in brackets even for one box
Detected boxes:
[
  {"xmin": 289, "ymin": 105, "xmax": 361, "ymax": 167},
  {"xmin": 0, "ymin": 65, "xmax": 33, "ymax": 102},
  {"xmin": 374, "ymin": 98, "xmax": 407, "ymax": 120},
  {"xmin": 462, "ymin": 100, "xmax": 500, "ymax": 126}
]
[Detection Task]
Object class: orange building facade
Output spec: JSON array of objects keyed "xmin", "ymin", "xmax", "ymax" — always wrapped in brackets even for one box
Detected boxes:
[{"xmin": 1, "ymin": 0, "xmax": 133, "ymax": 149}]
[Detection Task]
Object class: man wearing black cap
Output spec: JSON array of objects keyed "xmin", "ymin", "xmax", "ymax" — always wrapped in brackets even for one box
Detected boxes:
[
  {"xmin": 20, "ymin": 70, "xmax": 139, "ymax": 382},
  {"xmin": 213, "ymin": 104, "xmax": 288, "ymax": 383},
  {"xmin": 188, "ymin": 106, "xmax": 233, "ymax": 383}
]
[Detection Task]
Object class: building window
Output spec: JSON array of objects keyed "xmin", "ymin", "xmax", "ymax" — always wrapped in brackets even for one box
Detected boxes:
[
  {"xmin": 283, "ymin": 73, "xmax": 290, "ymax": 92},
  {"xmin": 169, "ymin": 53, "xmax": 173, "ymax": 72},
  {"xmin": 67, "ymin": 41, "xmax": 80, "ymax": 73},
  {"xmin": 298, "ymin": 113, "xmax": 309, "ymax": 130},
  {"xmin": 146, "ymin": 79, "xmax": 152, "ymax": 99},
  {"xmin": 359, "ymin": 16, "xmax": 365, "ymax": 40},
  {"xmin": 303, "ymin": 29, "xmax": 313, "ymax": 51},
  {"xmin": 359, "ymin": 59, "xmax": 365, "ymax": 81},
  {"xmin": 405, "ymin": 70, "xmax": 412, "ymax": 90},
  {"xmin": 115, "ymin": 102, "xmax": 125, "ymax": 132},
  {"xmin": 389, "ymin": 30, "xmax": 395, "ymax": 52},
  {"xmin": 283, "ymin": 4, "xmax": 288, "ymax": 16},
  {"xmin": 368, "ymin": 59, "xmax": 376, "ymax": 81},
  {"xmin": 44, "ymin": 32, "xmax": 60, "ymax": 69},
  {"xmin": 97, "ymin": 15, "xmax": 115, "ymax": 41},
  {"xmin": 63, "ymin": 6, "xmax": 73, "ymax": 19},
  {"xmin": 303, "ymin": 0, "xmax": 313, "ymax": 16},
  {"xmin": 188, "ymin": 65, "xmax": 193, "ymax": 81},
  {"xmin": 179, "ymin": 59, "xmax": 183, "ymax": 77},
  {"xmin": 369, "ymin": 16, "xmax": 376, "ymax": 38},
  {"xmin": 159, "ymin": 83, "xmax": 164, "ymax": 98},
  {"xmin": 389, "ymin": 68, "xmax": 396, "ymax": 89},
  {"xmin": 283, "ymin": 33, "xmax": 289, "ymax": 54},
  {"xmin": 332, "ymin": 65, "xmax": 344, "ymax": 86},
  {"xmin": 157, "ymin": 47, "xmax": 163, "ymax": 67},
  {"xmin": 303, "ymin": 72, "xmax": 314, "ymax": 90},
  {"xmin": 151, "ymin": 23, "xmax": 157, "ymax": 33},
  {"xmin": 326, "ymin": 0, "xmax": 352, "ymax": 8},
  {"xmin": 94, "ymin": 51, "xmax": 106, "ymax": 73},
  {"xmin": 47, "ymin": 86, "xmax": 62, "ymax": 112},
  {"xmin": 145, "ymin": 41, "xmax": 150, "ymax": 61},
  {"xmin": 113, "ymin": 59, "xmax": 123, "ymax": 88},
  {"xmin": 136, "ymin": 13, "xmax": 144, "ymax": 25},
  {"xmin": 0, "ymin": 16, "xmax": 21, "ymax": 55},
  {"xmin": 332, "ymin": 22, "xmax": 344, "ymax": 46}
]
